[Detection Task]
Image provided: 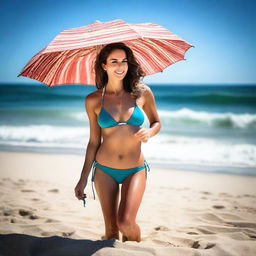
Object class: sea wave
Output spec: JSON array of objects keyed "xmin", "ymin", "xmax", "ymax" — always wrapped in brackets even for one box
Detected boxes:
[
  {"xmin": 142, "ymin": 134, "xmax": 256, "ymax": 169},
  {"xmin": 0, "ymin": 125, "xmax": 89, "ymax": 144},
  {"xmin": 0, "ymin": 125, "xmax": 255, "ymax": 172},
  {"xmin": 70, "ymin": 108, "xmax": 256, "ymax": 129},
  {"xmin": 158, "ymin": 108, "xmax": 256, "ymax": 129}
]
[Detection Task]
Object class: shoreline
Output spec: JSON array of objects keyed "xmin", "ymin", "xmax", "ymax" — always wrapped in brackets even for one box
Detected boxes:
[
  {"xmin": 1, "ymin": 150, "xmax": 256, "ymax": 195},
  {"xmin": 0, "ymin": 147, "xmax": 255, "ymax": 177}
]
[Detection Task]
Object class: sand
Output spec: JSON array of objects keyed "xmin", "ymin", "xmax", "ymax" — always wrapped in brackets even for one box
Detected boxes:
[{"xmin": 0, "ymin": 151, "xmax": 256, "ymax": 256}]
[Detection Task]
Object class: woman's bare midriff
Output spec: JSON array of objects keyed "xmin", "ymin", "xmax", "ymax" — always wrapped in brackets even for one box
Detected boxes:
[{"xmin": 95, "ymin": 124, "xmax": 145, "ymax": 168}]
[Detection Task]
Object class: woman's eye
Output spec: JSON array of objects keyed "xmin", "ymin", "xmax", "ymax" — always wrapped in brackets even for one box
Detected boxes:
[{"xmin": 112, "ymin": 61, "xmax": 127, "ymax": 63}]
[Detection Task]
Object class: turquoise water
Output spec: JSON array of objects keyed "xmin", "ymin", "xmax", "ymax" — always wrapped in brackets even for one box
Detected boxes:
[{"xmin": 0, "ymin": 83, "xmax": 255, "ymax": 176}]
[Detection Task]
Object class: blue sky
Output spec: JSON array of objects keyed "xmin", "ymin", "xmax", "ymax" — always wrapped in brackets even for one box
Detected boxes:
[{"xmin": 1, "ymin": 0, "xmax": 255, "ymax": 85}]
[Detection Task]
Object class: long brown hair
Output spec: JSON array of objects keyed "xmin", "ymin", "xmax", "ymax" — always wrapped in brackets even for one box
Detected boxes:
[{"xmin": 94, "ymin": 42, "xmax": 146, "ymax": 99}]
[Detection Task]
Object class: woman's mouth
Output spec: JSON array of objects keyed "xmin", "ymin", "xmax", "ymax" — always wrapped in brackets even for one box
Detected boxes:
[{"xmin": 115, "ymin": 71, "xmax": 125, "ymax": 75}]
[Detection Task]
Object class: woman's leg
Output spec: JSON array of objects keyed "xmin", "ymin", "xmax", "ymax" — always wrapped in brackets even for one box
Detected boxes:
[
  {"xmin": 94, "ymin": 167, "xmax": 120, "ymax": 240},
  {"xmin": 117, "ymin": 168, "xmax": 146, "ymax": 242}
]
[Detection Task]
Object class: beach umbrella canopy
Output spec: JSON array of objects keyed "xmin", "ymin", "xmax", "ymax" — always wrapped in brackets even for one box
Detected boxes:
[{"xmin": 18, "ymin": 19, "xmax": 194, "ymax": 86}]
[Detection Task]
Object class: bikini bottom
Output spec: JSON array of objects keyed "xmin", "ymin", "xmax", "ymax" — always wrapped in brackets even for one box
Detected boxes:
[{"xmin": 90, "ymin": 160, "xmax": 150, "ymax": 200}]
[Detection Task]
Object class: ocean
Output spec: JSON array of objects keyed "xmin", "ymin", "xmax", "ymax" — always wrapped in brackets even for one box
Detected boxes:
[{"xmin": 0, "ymin": 83, "xmax": 255, "ymax": 176}]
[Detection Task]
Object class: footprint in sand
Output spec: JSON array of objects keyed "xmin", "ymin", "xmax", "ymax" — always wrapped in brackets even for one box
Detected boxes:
[
  {"xmin": 212, "ymin": 205, "xmax": 225, "ymax": 209},
  {"xmin": 191, "ymin": 240, "xmax": 200, "ymax": 249},
  {"xmin": 48, "ymin": 189, "xmax": 59, "ymax": 193},
  {"xmin": 18, "ymin": 209, "xmax": 31, "ymax": 216},
  {"xmin": 187, "ymin": 231, "xmax": 199, "ymax": 235},
  {"xmin": 62, "ymin": 231, "xmax": 75, "ymax": 237},
  {"xmin": 3, "ymin": 209, "xmax": 13, "ymax": 216},
  {"xmin": 45, "ymin": 218, "xmax": 60, "ymax": 223},
  {"xmin": 192, "ymin": 240, "xmax": 216, "ymax": 249},
  {"xmin": 18, "ymin": 209, "xmax": 39, "ymax": 220},
  {"xmin": 31, "ymin": 198, "xmax": 40, "ymax": 201},
  {"xmin": 200, "ymin": 191, "xmax": 211, "ymax": 195},
  {"xmin": 21, "ymin": 189, "xmax": 35, "ymax": 192},
  {"xmin": 29, "ymin": 214, "xmax": 39, "ymax": 220},
  {"xmin": 205, "ymin": 243, "xmax": 216, "ymax": 249},
  {"xmin": 154, "ymin": 225, "xmax": 170, "ymax": 231},
  {"xmin": 243, "ymin": 194, "xmax": 256, "ymax": 198}
]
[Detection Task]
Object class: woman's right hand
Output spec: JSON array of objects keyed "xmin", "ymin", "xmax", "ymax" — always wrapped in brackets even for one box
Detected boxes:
[{"xmin": 74, "ymin": 178, "xmax": 88, "ymax": 200}]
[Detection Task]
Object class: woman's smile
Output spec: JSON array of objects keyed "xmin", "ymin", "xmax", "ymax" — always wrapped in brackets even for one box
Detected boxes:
[{"xmin": 115, "ymin": 71, "xmax": 125, "ymax": 75}]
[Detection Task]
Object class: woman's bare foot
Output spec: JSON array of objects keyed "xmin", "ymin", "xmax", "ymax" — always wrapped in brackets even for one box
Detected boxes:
[
  {"xmin": 122, "ymin": 235, "xmax": 128, "ymax": 242},
  {"xmin": 101, "ymin": 234, "xmax": 120, "ymax": 240}
]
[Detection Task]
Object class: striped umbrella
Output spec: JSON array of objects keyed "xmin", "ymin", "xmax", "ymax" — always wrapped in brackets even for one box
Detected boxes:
[{"xmin": 18, "ymin": 19, "xmax": 194, "ymax": 86}]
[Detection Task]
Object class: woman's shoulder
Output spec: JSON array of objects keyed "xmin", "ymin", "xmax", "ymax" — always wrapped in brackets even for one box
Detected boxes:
[
  {"xmin": 135, "ymin": 82, "xmax": 153, "ymax": 107},
  {"xmin": 85, "ymin": 88, "xmax": 102, "ymax": 101},
  {"xmin": 138, "ymin": 82, "xmax": 153, "ymax": 98},
  {"xmin": 85, "ymin": 89, "xmax": 103, "ymax": 109}
]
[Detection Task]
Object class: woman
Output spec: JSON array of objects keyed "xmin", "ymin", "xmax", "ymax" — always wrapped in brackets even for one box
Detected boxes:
[{"xmin": 74, "ymin": 42, "xmax": 161, "ymax": 242}]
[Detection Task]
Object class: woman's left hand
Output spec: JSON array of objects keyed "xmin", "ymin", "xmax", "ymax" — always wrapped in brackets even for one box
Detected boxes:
[{"xmin": 134, "ymin": 128, "xmax": 151, "ymax": 143}]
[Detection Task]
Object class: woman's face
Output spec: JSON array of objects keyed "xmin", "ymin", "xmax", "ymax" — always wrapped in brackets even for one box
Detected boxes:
[{"xmin": 102, "ymin": 49, "xmax": 128, "ymax": 80}]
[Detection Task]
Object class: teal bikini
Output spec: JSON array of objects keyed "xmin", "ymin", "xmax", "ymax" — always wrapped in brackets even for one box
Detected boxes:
[
  {"xmin": 90, "ymin": 86, "xmax": 150, "ymax": 200},
  {"xmin": 97, "ymin": 87, "xmax": 145, "ymax": 128}
]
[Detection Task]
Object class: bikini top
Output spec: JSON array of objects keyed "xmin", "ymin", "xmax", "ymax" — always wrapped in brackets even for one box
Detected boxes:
[{"xmin": 97, "ymin": 86, "xmax": 145, "ymax": 128}]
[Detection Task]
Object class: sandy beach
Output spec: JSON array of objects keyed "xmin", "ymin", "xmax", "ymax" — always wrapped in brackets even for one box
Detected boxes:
[{"xmin": 0, "ymin": 150, "xmax": 256, "ymax": 256}]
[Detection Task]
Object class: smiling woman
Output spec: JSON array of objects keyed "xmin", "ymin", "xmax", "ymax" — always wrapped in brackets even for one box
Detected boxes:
[
  {"xmin": 103, "ymin": 54, "xmax": 128, "ymax": 78},
  {"xmin": 74, "ymin": 42, "xmax": 161, "ymax": 242},
  {"xmin": 94, "ymin": 42, "xmax": 147, "ymax": 99}
]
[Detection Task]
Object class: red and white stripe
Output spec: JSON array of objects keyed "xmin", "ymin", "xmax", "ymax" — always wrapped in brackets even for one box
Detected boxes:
[{"xmin": 18, "ymin": 19, "xmax": 194, "ymax": 86}]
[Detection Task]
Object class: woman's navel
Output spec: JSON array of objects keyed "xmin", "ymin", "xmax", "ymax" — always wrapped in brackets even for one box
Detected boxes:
[{"xmin": 118, "ymin": 154, "xmax": 124, "ymax": 160}]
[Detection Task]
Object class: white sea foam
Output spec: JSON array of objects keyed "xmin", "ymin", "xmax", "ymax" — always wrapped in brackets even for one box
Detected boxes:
[
  {"xmin": 158, "ymin": 108, "xmax": 256, "ymax": 129},
  {"xmin": 142, "ymin": 133, "xmax": 256, "ymax": 169},
  {"xmin": 0, "ymin": 125, "xmax": 255, "ymax": 171},
  {"xmin": 0, "ymin": 125, "xmax": 89, "ymax": 145}
]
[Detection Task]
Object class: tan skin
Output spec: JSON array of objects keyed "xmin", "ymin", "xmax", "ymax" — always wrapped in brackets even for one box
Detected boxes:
[{"xmin": 74, "ymin": 49, "xmax": 161, "ymax": 242}]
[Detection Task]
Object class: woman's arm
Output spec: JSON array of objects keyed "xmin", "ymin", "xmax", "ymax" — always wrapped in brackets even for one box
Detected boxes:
[
  {"xmin": 134, "ymin": 85, "xmax": 161, "ymax": 142},
  {"xmin": 79, "ymin": 93, "xmax": 101, "ymax": 182}
]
